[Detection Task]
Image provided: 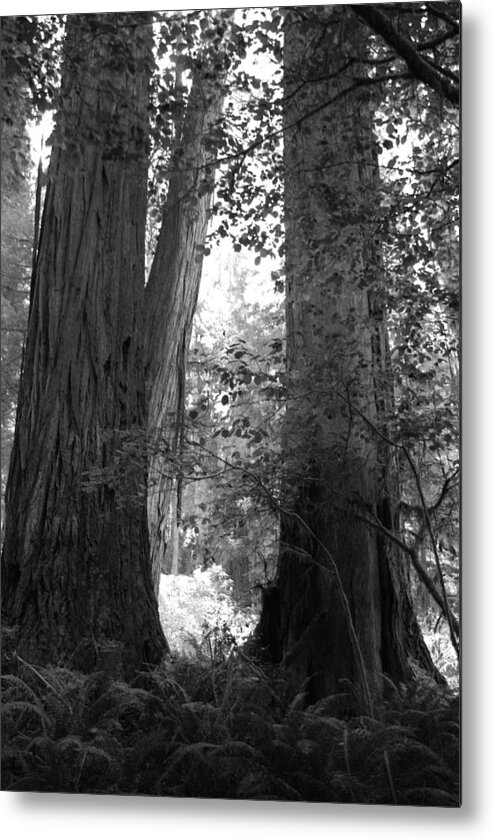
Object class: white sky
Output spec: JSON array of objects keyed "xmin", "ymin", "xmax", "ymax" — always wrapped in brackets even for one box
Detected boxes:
[{"xmin": 28, "ymin": 111, "xmax": 54, "ymax": 166}]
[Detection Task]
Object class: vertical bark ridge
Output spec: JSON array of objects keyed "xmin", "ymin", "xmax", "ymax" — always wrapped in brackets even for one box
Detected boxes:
[{"xmin": 2, "ymin": 13, "xmax": 168, "ymax": 674}]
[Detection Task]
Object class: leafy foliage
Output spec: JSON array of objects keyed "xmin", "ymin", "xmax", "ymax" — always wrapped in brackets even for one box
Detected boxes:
[
  {"xmin": 158, "ymin": 564, "xmax": 257, "ymax": 658},
  {"xmin": 1, "ymin": 15, "xmax": 63, "ymax": 121}
]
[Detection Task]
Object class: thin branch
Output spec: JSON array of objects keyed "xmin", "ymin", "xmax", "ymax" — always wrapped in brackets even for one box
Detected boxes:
[
  {"xmin": 426, "ymin": 2, "xmax": 460, "ymax": 35},
  {"xmin": 417, "ymin": 28, "xmax": 460, "ymax": 52},
  {"xmin": 424, "ymin": 56, "xmax": 460, "ymax": 85},
  {"xmin": 428, "ymin": 468, "xmax": 459, "ymax": 515},
  {"xmin": 196, "ymin": 71, "xmax": 410, "ymax": 174},
  {"xmin": 349, "ymin": 4, "xmax": 459, "ymax": 107}
]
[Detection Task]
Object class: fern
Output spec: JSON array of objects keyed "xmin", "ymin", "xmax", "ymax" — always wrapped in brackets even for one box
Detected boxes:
[
  {"xmin": 209, "ymin": 740, "xmax": 265, "ymax": 763},
  {"xmin": 282, "ymin": 769, "xmax": 330, "ymax": 802},
  {"xmin": 2, "ymin": 699, "xmax": 50, "ymax": 737},
  {"xmin": 1, "ymin": 638, "xmax": 459, "ymax": 802},
  {"xmin": 329, "ymin": 769, "xmax": 366, "ymax": 804},
  {"xmin": 2, "ymin": 672, "xmax": 45, "ymax": 704},
  {"xmin": 55, "ymin": 736, "xmax": 121, "ymax": 792}
]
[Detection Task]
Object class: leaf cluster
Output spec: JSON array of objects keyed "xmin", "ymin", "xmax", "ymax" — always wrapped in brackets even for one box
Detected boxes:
[{"xmin": 1, "ymin": 15, "xmax": 63, "ymax": 118}]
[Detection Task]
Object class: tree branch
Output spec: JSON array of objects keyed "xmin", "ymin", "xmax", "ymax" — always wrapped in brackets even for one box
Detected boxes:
[
  {"xmin": 426, "ymin": 2, "xmax": 460, "ymax": 35},
  {"xmin": 349, "ymin": 4, "xmax": 459, "ymax": 107}
]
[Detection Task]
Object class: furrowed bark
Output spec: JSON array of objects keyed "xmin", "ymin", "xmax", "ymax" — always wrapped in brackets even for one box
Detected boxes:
[{"xmin": 1, "ymin": 13, "xmax": 169, "ymax": 674}]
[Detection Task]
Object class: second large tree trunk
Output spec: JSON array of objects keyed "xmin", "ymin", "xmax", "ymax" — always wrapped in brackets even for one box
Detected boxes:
[{"xmin": 257, "ymin": 6, "xmax": 438, "ymax": 707}]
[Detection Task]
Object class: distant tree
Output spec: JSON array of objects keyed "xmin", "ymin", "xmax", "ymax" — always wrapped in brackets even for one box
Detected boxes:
[
  {"xmin": 0, "ymin": 15, "xmax": 54, "ymax": 506},
  {"xmin": 145, "ymin": 29, "xmax": 230, "ymax": 584},
  {"xmin": 143, "ymin": 10, "xmax": 276, "ymax": 585},
  {"xmin": 1, "ymin": 119, "xmax": 32, "ymax": 507},
  {"xmin": 1, "ymin": 14, "xmax": 168, "ymax": 673},
  {"xmin": 0, "ymin": 183, "xmax": 32, "ymax": 508}
]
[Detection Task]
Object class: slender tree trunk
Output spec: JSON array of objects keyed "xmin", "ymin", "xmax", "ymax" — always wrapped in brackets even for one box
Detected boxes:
[
  {"xmin": 1, "ymin": 14, "xmax": 168, "ymax": 674},
  {"xmin": 145, "ymin": 66, "xmax": 226, "ymax": 586},
  {"xmin": 257, "ymin": 6, "xmax": 438, "ymax": 705},
  {"xmin": 167, "ymin": 486, "xmax": 181, "ymax": 575}
]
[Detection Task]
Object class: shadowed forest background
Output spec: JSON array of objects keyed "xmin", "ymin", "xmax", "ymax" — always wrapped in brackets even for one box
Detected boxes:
[{"xmin": 1, "ymin": 3, "xmax": 459, "ymax": 802}]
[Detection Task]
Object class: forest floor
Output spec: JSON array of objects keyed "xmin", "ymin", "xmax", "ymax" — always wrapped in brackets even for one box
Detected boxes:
[{"xmin": 1, "ymin": 621, "xmax": 459, "ymax": 804}]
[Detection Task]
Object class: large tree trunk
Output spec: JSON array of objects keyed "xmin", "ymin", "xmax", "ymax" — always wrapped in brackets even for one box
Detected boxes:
[
  {"xmin": 145, "ymin": 65, "xmax": 226, "ymax": 586},
  {"xmin": 257, "ymin": 6, "xmax": 438, "ymax": 706},
  {"xmin": 1, "ymin": 14, "xmax": 168, "ymax": 674}
]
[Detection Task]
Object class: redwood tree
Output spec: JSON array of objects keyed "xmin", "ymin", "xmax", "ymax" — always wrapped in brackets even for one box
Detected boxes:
[
  {"xmin": 145, "ymin": 19, "xmax": 231, "ymax": 584},
  {"xmin": 1, "ymin": 13, "xmax": 168, "ymax": 673},
  {"xmin": 256, "ymin": 5, "xmax": 441, "ymax": 706}
]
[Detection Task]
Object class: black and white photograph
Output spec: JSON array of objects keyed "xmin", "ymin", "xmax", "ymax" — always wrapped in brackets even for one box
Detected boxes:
[{"xmin": 1, "ymin": 0, "xmax": 467, "ymax": 819}]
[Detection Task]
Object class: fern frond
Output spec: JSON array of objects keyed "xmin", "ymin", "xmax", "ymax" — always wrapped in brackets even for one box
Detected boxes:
[
  {"xmin": 231, "ymin": 709, "xmax": 276, "ymax": 744},
  {"xmin": 286, "ymin": 689, "xmax": 308, "ymax": 717},
  {"xmin": 1, "ymin": 673, "xmax": 42, "ymax": 705},
  {"xmin": 207, "ymin": 740, "xmax": 265, "ymax": 763},
  {"xmin": 268, "ymin": 775, "xmax": 303, "ymax": 801},
  {"xmin": 329, "ymin": 769, "xmax": 366, "ymax": 804},
  {"xmin": 1, "ymin": 699, "xmax": 50, "ymax": 735},
  {"xmin": 15, "ymin": 658, "xmax": 73, "ymax": 712},
  {"xmin": 299, "ymin": 712, "xmax": 346, "ymax": 743},
  {"xmin": 132, "ymin": 667, "xmax": 189, "ymax": 704}
]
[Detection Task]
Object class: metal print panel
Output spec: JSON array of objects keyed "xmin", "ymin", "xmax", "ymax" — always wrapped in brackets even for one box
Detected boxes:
[{"xmin": 1, "ymin": 2, "xmax": 460, "ymax": 805}]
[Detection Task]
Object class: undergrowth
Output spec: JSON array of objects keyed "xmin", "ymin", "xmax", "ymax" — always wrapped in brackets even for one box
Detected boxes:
[
  {"xmin": 158, "ymin": 566, "xmax": 257, "ymax": 657},
  {"xmin": 1, "ymin": 625, "xmax": 459, "ymax": 804}
]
